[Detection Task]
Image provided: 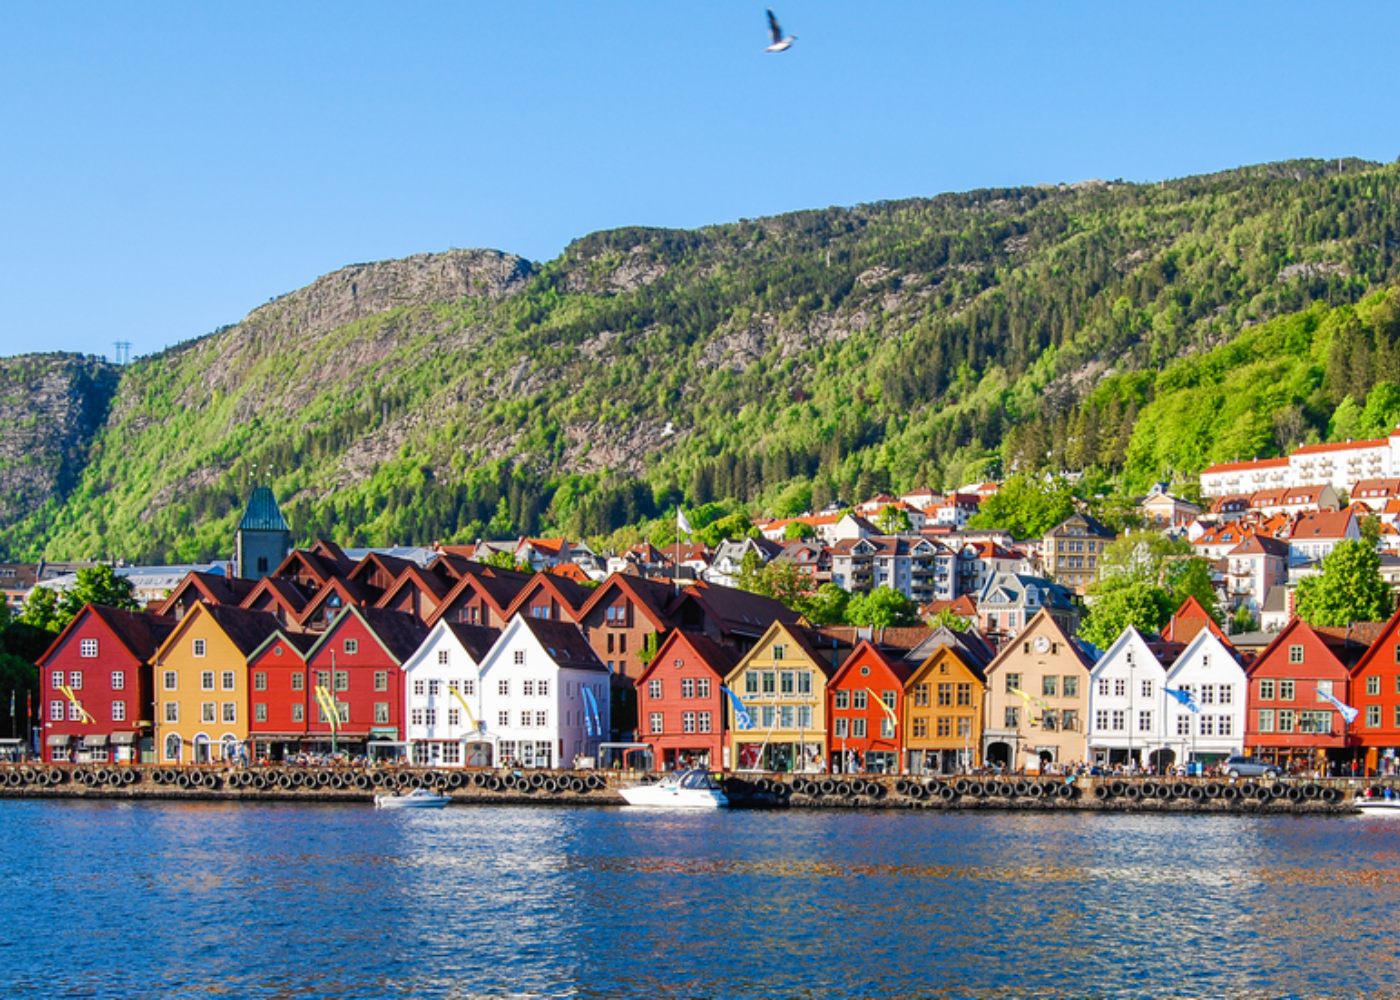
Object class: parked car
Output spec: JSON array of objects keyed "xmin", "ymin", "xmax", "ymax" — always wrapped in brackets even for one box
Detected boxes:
[{"xmin": 1222, "ymin": 755, "xmax": 1280, "ymax": 779}]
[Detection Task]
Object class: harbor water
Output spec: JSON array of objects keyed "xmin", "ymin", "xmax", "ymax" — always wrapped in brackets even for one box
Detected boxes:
[{"xmin": 3, "ymin": 800, "xmax": 1397, "ymax": 998}]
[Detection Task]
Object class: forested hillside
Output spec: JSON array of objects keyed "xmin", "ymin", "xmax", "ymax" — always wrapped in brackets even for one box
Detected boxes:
[{"xmin": 4, "ymin": 159, "xmax": 1400, "ymax": 562}]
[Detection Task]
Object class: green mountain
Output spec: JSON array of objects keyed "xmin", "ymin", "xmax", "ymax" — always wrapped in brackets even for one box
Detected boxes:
[{"xmin": 4, "ymin": 158, "xmax": 1400, "ymax": 562}]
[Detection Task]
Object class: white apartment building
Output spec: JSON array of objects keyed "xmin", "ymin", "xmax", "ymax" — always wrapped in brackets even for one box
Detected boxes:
[{"xmin": 1200, "ymin": 431, "xmax": 1400, "ymax": 497}]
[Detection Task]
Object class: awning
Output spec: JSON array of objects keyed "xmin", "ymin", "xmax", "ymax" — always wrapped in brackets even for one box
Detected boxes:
[
  {"xmin": 81, "ymin": 735, "xmax": 109, "ymax": 748},
  {"xmin": 109, "ymin": 732, "xmax": 136, "ymax": 745},
  {"xmin": 369, "ymin": 727, "xmax": 399, "ymax": 738},
  {"xmin": 46, "ymin": 734, "xmax": 71, "ymax": 747}
]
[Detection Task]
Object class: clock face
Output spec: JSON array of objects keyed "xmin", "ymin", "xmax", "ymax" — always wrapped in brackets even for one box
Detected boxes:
[{"xmin": 1033, "ymin": 635, "xmax": 1050, "ymax": 653}]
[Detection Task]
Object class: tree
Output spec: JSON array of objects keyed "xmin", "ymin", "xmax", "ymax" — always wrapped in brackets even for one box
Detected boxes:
[
  {"xmin": 928, "ymin": 607, "xmax": 972, "ymax": 631},
  {"xmin": 875, "ymin": 504, "xmax": 911, "ymax": 535},
  {"xmin": 58, "ymin": 565, "xmax": 140, "ymax": 621},
  {"xmin": 1294, "ymin": 539, "xmax": 1393, "ymax": 627},
  {"xmin": 845, "ymin": 587, "xmax": 921, "ymax": 628},
  {"xmin": 783, "ymin": 521, "xmax": 816, "ymax": 541},
  {"xmin": 1230, "ymin": 605, "xmax": 1258, "ymax": 634},
  {"xmin": 797, "ymin": 583, "xmax": 850, "ymax": 626},
  {"xmin": 19, "ymin": 587, "xmax": 63, "ymax": 633},
  {"xmin": 965, "ymin": 475, "xmax": 1076, "ymax": 539},
  {"xmin": 1163, "ymin": 558, "xmax": 1221, "ymax": 623},
  {"xmin": 483, "ymin": 550, "xmax": 527, "ymax": 572},
  {"xmin": 1078, "ymin": 583, "xmax": 1176, "ymax": 650}
]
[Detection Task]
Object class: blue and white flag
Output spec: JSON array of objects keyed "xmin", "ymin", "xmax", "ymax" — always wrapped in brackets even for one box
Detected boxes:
[
  {"xmin": 580, "ymin": 685, "xmax": 602, "ymax": 737},
  {"xmin": 1164, "ymin": 687, "xmax": 1201, "ymax": 714},
  {"xmin": 1316, "ymin": 687, "xmax": 1360, "ymax": 725},
  {"xmin": 720, "ymin": 685, "xmax": 754, "ymax": 730}
]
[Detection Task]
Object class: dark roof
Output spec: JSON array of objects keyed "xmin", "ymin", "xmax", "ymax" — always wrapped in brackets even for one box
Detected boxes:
[
  {"xmin": 519, "ymin": 618, "xmax": 607, "ymax": 672},
  {"xmin": 813, "ymin": 625, "xmax": 938, "ymax": 652},
  {"xmin": 357, "ymin": 606, "xmax": 432, "ymax": 662},
  {"xmin": 785, "ymin": 623, "xmax": 855, "ymax": 679},
  {"xmin": 242, "ymin": 575, "xmax": 314, "ymax": 613},
  {"xmin": 682, "ymin": 580, "xmax": 803, "ymax": 636},
  {"xmin": 201, "ymin": 604, "xmax": 283, "ymax": 656},
  {"xmin": 641, "ymin": 629, "xmax": 743, "ymax": 684},
  {"xmin": 239, "ymin": 487, "xmax": 290, "ymax": 533},
  {"xmin": 89, "ymin": 605, "xmax": 176, "ymax": 662},
  {"xmin": 442, "ymin": 621, "xmax": 501, "ymax": 662},
  {"xmin": 351, "ymin": 551, "xmax": 417, "ymax": 584}
]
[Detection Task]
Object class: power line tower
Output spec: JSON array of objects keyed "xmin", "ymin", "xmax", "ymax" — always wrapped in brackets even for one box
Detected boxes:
[{"xmin": 113, "ymin": 341, "xmax": 132, "ymax": 365}]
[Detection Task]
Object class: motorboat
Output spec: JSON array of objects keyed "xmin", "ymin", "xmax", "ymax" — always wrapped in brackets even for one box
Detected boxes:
[
  {"xmin": 619, "ymin": 769, "xmax": 728, "ymax": 809},
  {"xmin": 374, "ymin": 786, "xmax": 451, "ymax": 809},
  {"xmin": 1356, "ymin": 795, "xmax": 1400, "ymax": 817}
]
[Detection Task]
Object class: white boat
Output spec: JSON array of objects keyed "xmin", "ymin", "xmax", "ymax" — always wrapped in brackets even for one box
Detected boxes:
[
  {"xmin": 619, "ymin": 769, "xmax": 728, "ymax": 809},
  {"xmin": 374, "ymin": 787, "xmax": 451, "ymax": 809},
  {"xmin": 1356, "ymin": 797, "xmax": 1400, "ymax": 817}
]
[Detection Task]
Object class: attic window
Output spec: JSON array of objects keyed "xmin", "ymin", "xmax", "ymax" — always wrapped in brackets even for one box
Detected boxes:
[
  {"xmin": 773, "ymin": 645, "xmax": 786, "ymax": 661},
  {"xmin": 344, "ymin": 639, "xmax": 358, "ymax": 655},
  {"xmin": 673, "ymin": 658, "xmax": 684, "ymax": 669}
]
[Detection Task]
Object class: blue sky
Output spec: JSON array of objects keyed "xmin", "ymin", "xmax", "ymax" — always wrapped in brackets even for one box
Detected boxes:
[{"xmin": 1, "ymin": 2, "xmax": 1396, "ymax": 360}]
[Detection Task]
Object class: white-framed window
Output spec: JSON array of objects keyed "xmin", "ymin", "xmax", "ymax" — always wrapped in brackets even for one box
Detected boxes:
[
  {"xmin": 523, "ymin": 680, "xmax": 535, "ymax": 697},
  {"xmin": 1219, "ymin": 686, "xmax": 1233, "ymax": 705},
  {"xmin": 291, "ymin": 673, "xmax": 304, "ymax": 691},
  {"xmin": 425, "ymin": 708, "xmax": 437, "ymax": 726},
  {"xmin": 1137, "ymin": 710, "xmax": 1152, "ymax": 732},
  {"xmin": 1111, "ymin": 710, "xmax": 1125, "ymax": 731},
  {"xmin": 80, "ymin": 639, "xmax": 98, "ymax": 658},
  {"xmin": 374, "ymin": 671, "xmax": 388, "ymax": 692},
  {"xmin": 498, "ymin": 711, "xmax": 510, "ymax": 728},
  {"xmin": 498, "ymin": 679, "xmax": 509, "ymax": 697},
  {"xmin": 437, "ymin": 649, "xmax": 449, "ymax": 666},
  {"xmin": 253, "ymin": 672, "xmax": 267, "ymax": 691},
  {"xmin": 200, "ymin": 671, "xmax": 214, "ymax": 691},
  {"xmin": 428, "ymin": 679, "xmax": 441, "ymax": 697},
  {"xmin": 682, "ymin": 712, "xmax": 696, "ymax": 733},
  {"xmin": 463, "ymin": 680, "xmax": 475, "ymax": 697},
  {"xmin": 202, "ymin": 702, "xmax": 216, "ymax": 723},
  {"xmin": 538, "ymin": 679, "xmax": 549, "ymax": 697},
  {"xmin": 164, "ymin": 702, "xmax": 178, "ymax": 723},
  {"xmin": 648, "ymin": 679, "xmax": 662, "ymax": 700},
  {"xmin": 1288, "ymin": 644, "xmax": 1304, "ymax": 664},
  {"xmin": 441, "ymin": 742, "xmax": 461, "ymax": 764},
  {"xmin": 1095, "ymin": 710, "xmax": 1109, "ymax": 731},
  {"xmin": 68, "ymin": 671, "xmax": 83, "ymax": 690},
  {"xmin": 699, "ymin": 712, "xmax": 712, "ymax": 733},
  {"xmin": 834, "ymin": 718, "xmax": 849, "ymax": 738},
  {"xmin": 49, "ymin": 699, "xmax": 64, "ymax": 722},
  {"xmin": 513, "ymin": 650, "xmax": 525, "ymax": 665},
  {"xmin": 1097, "ymin": 678, "xmax": 1109, "ymax": 697},
  {"xmin": 1140, "ymin": 680, "xmax": 1153, "ymax": 699},
  {"xmin": 221, "ymin": 671, "xmax": 235, "ymax": 691},
  {"xmin": 1113, "ymin": 678, "xmax": 1126, "ymax": 697},
  {"xmin": 520, "ymin": 710, "xmax": 532, "ymax": 728},
  {"xmin": 50, "ymin": 670, "xmax": 63, "ymax": 690},
  {"xmin": 412, "ymin": 708, "xmax": 425, "ymax": 726},
  {"xmin": 111, "ymin": 671, "xmax": 125, "ymax": 691},
  {"xmin": 414, "ymin": 679, "xmax": 426, "ymax": 696},
  {"xmin": 1218, "ymin": 715, "xmax": 1233, "ymax": 736},
  {"xmin": 852, "ymin": 719, "xmax": 866, "ymax": 738},
  {"xmin": 448, "ymin": 708, "xmax": 460, "ymax": 727},
  {"xmin": 291, "ymin": 704, "xmax": 304, "ymax": 722},
  {"xmin": 1176, "ymin": 715, "xmax": 1191, "ymax": 736},
  {"xmin": 344, "ymin": 639, "xmax": 358, "ymax": 655},
  {"xmin": 334, "ymin": 671, "xmax": 348, "ymax": 692},
  {"xmin": 374, "ymin": 703, "xmax": 390, "ymax": 724},
  {"xmin": 221, "ymin": 702, "xmax": 236, "ymax": 723},
  {"xmin": 111, "ymin": 701, "xmax": 126, "ymax": 722},
  {"xmin": 337, "ymin": 703, "xmax": 349, "ymax": 723},
  {"xmin": 67, "ymin": 702, "xmax": 82, "ymax": 721},
  {"xmin": 682, "ymin": 678, "xmax": 696, "ymax": 699},
  {"xmin": 254, "ymin": 703, "xmax": 268, "ymax": 723},
  {"xmin": 193, "ymin": 638, "xmax": 207, "ymax": 658},
  {"xmin": 535, "ymin": 710, "xmax": 547, "ymax": 727},
  {"xmin": 697, "ymin": 678, "xmax": 711, "ymax": 699},
  {"xmin": 650, "ymin": 712, "xmax": 664, "ymax": 734}
]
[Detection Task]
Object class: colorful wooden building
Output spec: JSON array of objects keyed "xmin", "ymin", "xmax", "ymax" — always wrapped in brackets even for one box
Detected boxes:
[
  {"xmin": 244, "ymin": 629, "xmax": 318, "ymax": 761},
  {"xmin": 903, "ymin": 630, "xmax": 992, "ymax": 774},
  {"xmin": 36, "ymin": 604, "xmax": 173, "ymax": 763},
  {"xmin": 635, "ymin": 629, "xmax": 737, "ymax": 772},
  {"xmin": 826, "ymin": 640, "xmax": 915, "ymax": 773},
  {"xmin": 1346, "ymin": 606, "xmax": 1400, "ymax": 774},
  {"xmin": 398, "ymin": 620, "xmax": 501, "ymax": 767}
]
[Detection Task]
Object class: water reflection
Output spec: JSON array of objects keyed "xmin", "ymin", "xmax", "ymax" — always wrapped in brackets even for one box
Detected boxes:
[{"xmin": 3, "ymin": 801, "xmax": 1400, "ymax": 998}]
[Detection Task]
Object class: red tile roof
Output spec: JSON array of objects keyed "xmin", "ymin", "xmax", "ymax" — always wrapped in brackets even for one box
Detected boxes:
[
  {"xmin": 1293, "ymin": 437, "xmax": 1388, "ymax": 455},
  {"xmin": 1201, "ymin": 457, "xmax": 1288, "ymax": 475}
]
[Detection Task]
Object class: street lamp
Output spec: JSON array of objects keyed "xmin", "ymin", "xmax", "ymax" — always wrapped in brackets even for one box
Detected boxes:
[{"xmin": 1127, "ymin": 653, "xmax": 1135, "ymax": 772}]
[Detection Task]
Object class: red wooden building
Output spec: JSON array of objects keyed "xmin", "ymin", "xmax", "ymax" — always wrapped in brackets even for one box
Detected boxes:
[
  {"xmin": 303, "ymin": 606, "xmax": 429, "ymax": 752},
  {"xmin": 245, "ymin": 629, "xmax": 319, "ymax": 761},
  {"xmin": 634, "ymin": 630, "xmax": 738, "ymax": 772},
  {"xmin": 36, "ymin": 604, "xmax": 173, "ymax": 763},
  {"xmin": 826, "ymin": 639, "xmax": 916, "ymax": 774},
  {"xmin": 1348, "ymin": 605, "xmax": 1400, "ymax": 775},
  {"xmin": 1245, "ymin": 617, "xmax": 1370, "ymax": 773}
]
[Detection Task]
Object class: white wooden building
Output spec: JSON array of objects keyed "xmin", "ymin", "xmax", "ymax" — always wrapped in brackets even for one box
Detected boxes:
[
  {"xmin": 1161, "ymin": 628, "xmax": 1248, "ymax": 768},
  {"xmin": 1087, "ymin": 627, "xmax": 1172, "ymax": 770},
  {"xmin": 400, "ymin": 621, "xmax": 500, "ymax": 767},
  {"xmin": 474, "ymin": 616, "xmax": 611, "ymax": 769}
]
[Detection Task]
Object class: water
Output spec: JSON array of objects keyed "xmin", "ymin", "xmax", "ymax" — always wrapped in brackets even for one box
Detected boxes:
[{"xmin": 2, "ymin": 801, "xmax": 1397, "ymax": 999}]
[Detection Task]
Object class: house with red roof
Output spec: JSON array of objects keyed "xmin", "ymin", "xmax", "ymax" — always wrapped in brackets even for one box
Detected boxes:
[
  {"xmin": 1160, "ymin": 596, "xmax": 1229, "ymax": 646},
  {"xmin": 37, "ymin": 604, "xmax": 174, "ymax": 763},
  {"xmin": 1200, "ymin": 457, "xmax": 1290, "ymax": 499},
  {"xmin": 1224, "ymin": 534, "xmax": 1289, "ymax": 619},
  {"xmin": 635, "ymin": 629, "xmax": 738, "ymax": 772},
  {"xmin": 1249, "ymin": 484, "xmax": 1339, "ymax": 517},
  {"xmin": 1286, "ymin": 510, "xmax": 1360, "ymax": 569},
  {"xmin": 504, "ymin": 571, "xmax": 591, "ymax": 624}
]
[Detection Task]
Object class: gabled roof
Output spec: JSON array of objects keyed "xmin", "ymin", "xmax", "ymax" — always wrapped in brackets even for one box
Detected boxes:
[
  {"xmin": 373, "ymin": 564, "xmax": 452, "ymax": 610},
  {"xmin": 1290, "ymin": 510, "xmax": 1356, "ymax": 541},
  {"xmin": 349, "ymin": 551, "xmax": 418, "ymax": 588},
  {"xmin": 983, "ymin": 609, "xmax": 1095, "ymax": 676},
  {"xmin": 37, "ymin": 603, "xmax": 176, "ymax": 668},
  {"xmin": 152, "ymin": 603, "xmax": 281, "ymax": 662},
  {"xmin": 1160, "ymin": 596, "xmax": 1229, "ymax": 644},
  {"xmin": 548, "ymin": 562, "xmax": 595, "ymax": 583},
  {"xmin": 269, "ymin": 548, "xmax": 341, "ymax": 588},
  {"xmin": 442, "ymin": 621, "xmax": 502, "ymax": 662},
  {"xmin": 1247, "ymin": 617, "xmax": 1356, "ymax": 676},
  {"xmin": 1091, "ymin": 626, "xmax": 1178, "ymax": 678},
  {"xmin": 308, "ymin": 605, "xmax": 431, "ymax": 664},
  {"xmin": 730, "ymin": 620, "xmax": 852, "ymax": 681},
  {"xmin": 155, "ymin": 570, "xmax": 256, "ymax": 616},
  {"xmin": 813, "ymin": 625, "xmax": 937, "ymax": 653},
  {"xmin": 1227, "ymin": 534, "xmax": 1289, "ymax": 558},
  {"xmin": 922, "ymin": 595, "xmax": 979, "ymax": 618},
  {"xmin": 239, "ymin": 575, "xmax": 313, "ymax": 616},
  {"xmin": 579, "ymin": 572, "xmax": 681, "ymax": 630},
  {"xmin": 504, "ymin": 571, "xmax": 593, "ymax": 621},
  {"xmin": 309, "ymin": 539, "xmax": 355, "ymax": 574},
  {"xmin": 239, "ymin": 487, "xmax": 290, "ymax": 532},
  {"xmin": 636, "ymin": 629, "xmax": 741, "ymax": 686},
  {"xmin": 830, "ymin": 639, "xmax": 918, "ymax": 688},
  {"xmin": 678, "ymin": 580, "xmax": 804, "ymax": 638},
  {"xmin": 297, "ymin": 575, "xmax": 376, "ymax": 624},
  {"xmin": 246, "ymin": 627, "xmax": 318, "ymax": 663},
  {"xmin": 516, "ymin": 617, "xmax": 607, "ymax": 672}
]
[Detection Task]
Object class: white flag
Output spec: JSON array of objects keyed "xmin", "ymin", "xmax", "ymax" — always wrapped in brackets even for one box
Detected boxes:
[{"xmin": 677, "ymin": 508, "xmax": 693, "ymax": 535}]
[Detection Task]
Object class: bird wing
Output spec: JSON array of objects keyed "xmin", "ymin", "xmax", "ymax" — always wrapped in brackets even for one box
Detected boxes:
[{"xmin": 767, "ymin": 9, "xmax": 783, "ymax": 43}]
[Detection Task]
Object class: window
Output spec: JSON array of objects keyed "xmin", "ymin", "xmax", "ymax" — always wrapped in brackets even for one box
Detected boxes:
[
  {"xmin": 1257, "ymin": 709, "xmax": 1274, "ymax": 732},
  {"xmin": 1113, "ymin": 678, "xmax": 1126, "ymax": 698},
  {"xmin": 1278, "ymin": 710, "xmax": 1295, "ymax": 733},
  {"xmin": 852, "ymin": 719, "xmax": 866, "ymax": 738},
  {"xmin": 80, "ymin": 639, "xmax": 98, "ymax": 658},
  {"xmin": 797, "ymin": 672, "xmax": 812, "ymax": 695},
  {"xmin": 1200, "ymin": 715, "xmax": 1215, "ymax": 737},
  {"xmin": 254, "ymin": 703, "xmax": 267, "ymax": 723},
  {"xmin": 1176, "ymin": 715, "xmax": 1190, "ymax": 736},
  {"xmin": 834, "ymin": 718, "xmax": 849, "ymax": 738},
  {"xmin": 50, "ymin": 670, "xmax": 63, "ymax": 690},
  {"xmin": 339, "ymin": 638, "xmax": 357, "ymax": 656},
  {"xmin": 1062, "ymin": 676, "xmax": 1078, "ymax": 698},
  {"xmin": 1041, "ymin": 710, "xmax": 1059, "ymax": 732},
  {"xmin": 68, "ymin": 671, "xmax": 82, "ymax": 690},
  {"xmin": 222, "ymin": 702, "xmax": 236, "ymax": 723},
  {"xmin": 414, "ymin": 679, "xmax": 426, "ymax": 697},
  {"xmin": 1299, "ymin": 710, "xmax": 1331, "ymax": 734},
  {"xmin": 1279, "ymin": 680, "xmax": 1296, "ymax": 701},
  {"xmin": 1138, "ymin": 710, "xmax": 1152, "ymax": 732},
  {"xmin": 111, "ymin": 701, "xmax": 126, "ymax": 722},
  {"xmin": 1366, "ymin": 675, "xmax": 1381, "ymax": 696},
  {"xmin": 523, "ymin": 680, "xmax": 535, "ymax": 697},
  {"xmin": 682, "ymin": 712, "xmax": 696, "ymax": 734},
  {"xmin": 1219, "ymin": 686, "xmax": 1233, "ymax": 705},
  {"xmin": 1259, "ymin": 679, "xmax": 1275, "ymax": 700},
  {"xmin": 1004, "ymin": 707, "xmax": 1020, "ymax": 728},
  {"xmin": 913, "ymin": 684, "xmax": 929, "ymax": 707},
  {"xmin": 762, "ymin": 672, "xmax": 776, "ymax": 695},
  {"xmin": 425, "ymin": 708, "xmax": 438, "ymax": 726},
  {"xmin": 937, "ymin": 684, "xmax": 952, "ymax": 707},
  {"xmin": 797, "ymin": 705, "xmax": 812, "ymax": 728},
  {"xmin": 1041, "ymin": 675, "xmax": 1057, "ymax": 697},
  {"xmin": 463, "ymin": 680, "xmax": 475, "ymax": 697},
  {"xmin": 498, "ymin": 711, "xmax": 510, "ymax": 728},
  {"xmin": 936, "ymin": 716, "xmax": 952, "ymax": 737},
  {"xmin": 1140, "ymin": 680, "xmax": 1153, "ymax": 699},
  {"xmin": 648, "ymin": 679, "xmax": 662, "ymax": 700},
  {"xmin": 221, "ymin": 671, "xmax": 236, "ymax": 691},
  {"xmin": 65, "ymin": 703, "xmax": 81, "ymax": 721},
  {"xmin": 291, "ymin": 672, "xmax": 304, "ymax": 691},
  {"xmin": 291, "ymin": 704, "xmax": 304, "ymax": 722},
  {"xmin": 699, "ymin": 712, "xmax": 712, "ymax": 733},
  {"xmin": 200, "ymin": 671, "xmax": 214, "ymax": 691},
  {"xmin": 535, "ymin": 710, "xmax": 547, "ymax": 727},
  {"xmin": 697, "ymin": 679, "xmax": 710, "ymax": 699},
  {"xmin": 193, "ymin": 639, "xmax": 207, "ymax": 658},
  {"xmin": 912, "ymin": 717, "xmax": 928, "ymax": 738},
  {"xmin": 438, "ymin": 650, "xmax": 449, "ymax": 666},
  {"xmin": 412, "ymin": 707, "xmax": 425, "ymax": 724},
  {"xmin": 111, "ymin": 671, "xmax": 125, "ymax": 691},
  {"xmin": 744, "ymin": 672, "xmax": 759, "ymax": 695},
  {"xmin": 333, "ymin": 671, "xmax": 348, "ymax": 692},
  {"xmin": 1095, "ymin": 709, "xmax": 1109, "ymax": 731},
  {"xmin": 251, "ymin": 671, "xmax": 265, "ymax": 691},
  {"xmin": 772, "ymin": 644, "xmax": 785, "ymax": 661},
  {"xmin": 337, "ymin": 703, "xmax": 349, "ymax": 724},
  {"xmin": 853, "ymin": 690, "xmax": 868, "ymax": 710},
  {"xmin": 513, "ymin": 650, "xmax": 525, "ymax": 665},
  {"xmin": 1316, "ymin": 680, "xmax": 1333, "ymax": 699},
  {"xmin": 374, "ymin": 671, "xmax": 388, "ymax": 692},
  {"xmin": 538, "ymin": 679, "xmax": 549, "ymax": 697},
  {"xmin": 1005, "ymin": 673, "xmax": 1021, "ymax": 694},
  {"xmin": 1288, "ymin": 644, "xmax": 1304, "ymax": 664},
  {"xmin": 164, "ymin": 702, "xmax": 178, "ymax": 723},
  {"xmin": 202, "ymin": 702, "xmax": 216, "ymax": 723},
  {"xmin": 1200, "ymin": 685, "xmax": 1215, "ymax": 705},
  {"xmin": 650, "ymin": 713, "xmax": 664, "ymax": 735},
  {"xmin": 1111, "ymin": 710, "xmax": 1125, "ymax": 732},
  {"xmin": 498, "ymin": 679, "xmax": 509, "ymax": 697},
  {"xmin": 881, "ymin": 717, "xmax": 895, "ymax": 738},
  {"xmin": 680, "ymin": 678, "xmax": 695, "ymax": 699}
]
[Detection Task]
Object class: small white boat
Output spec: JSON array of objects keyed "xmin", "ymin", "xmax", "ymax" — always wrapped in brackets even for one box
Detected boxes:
[
  {"xmin": 619, "ymin": 769, "xmax": 728, "ymax": 809},
  {"xmin": 1356, "ymin": 797, "xmax": 1400, "ymax": 817},
  {"xmin": 374, "ymin": 787, "xmax": 450, "ymax": 809}
]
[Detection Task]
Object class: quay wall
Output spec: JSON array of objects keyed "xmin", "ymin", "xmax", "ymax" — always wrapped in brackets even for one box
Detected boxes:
[{"xmin": 0, "ymin": 765, "xmax": 1371, "ymax": 814}]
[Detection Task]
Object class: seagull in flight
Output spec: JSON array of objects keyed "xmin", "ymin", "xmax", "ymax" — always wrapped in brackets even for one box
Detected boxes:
[{"xmin": 765, "ymin": 9, "xmax": 795, "ymax": 52}]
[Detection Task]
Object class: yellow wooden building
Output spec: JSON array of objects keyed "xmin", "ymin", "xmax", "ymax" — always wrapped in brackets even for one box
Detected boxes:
[
  {"xmin": 723, "ymin": 621, "xmax": 849, "ymax": 772},
  {"xmin": 151, "ymin": 603, "xmax": 279, "ymax": 764},
  {"xmin": 903, "ymin": 644, "xmax": 988, "ymax": 774}
]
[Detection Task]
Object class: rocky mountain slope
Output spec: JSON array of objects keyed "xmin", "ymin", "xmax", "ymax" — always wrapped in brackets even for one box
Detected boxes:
[{"xmin": 3, "ymin": 159, "xmax": 1400, "ymax": 562}]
